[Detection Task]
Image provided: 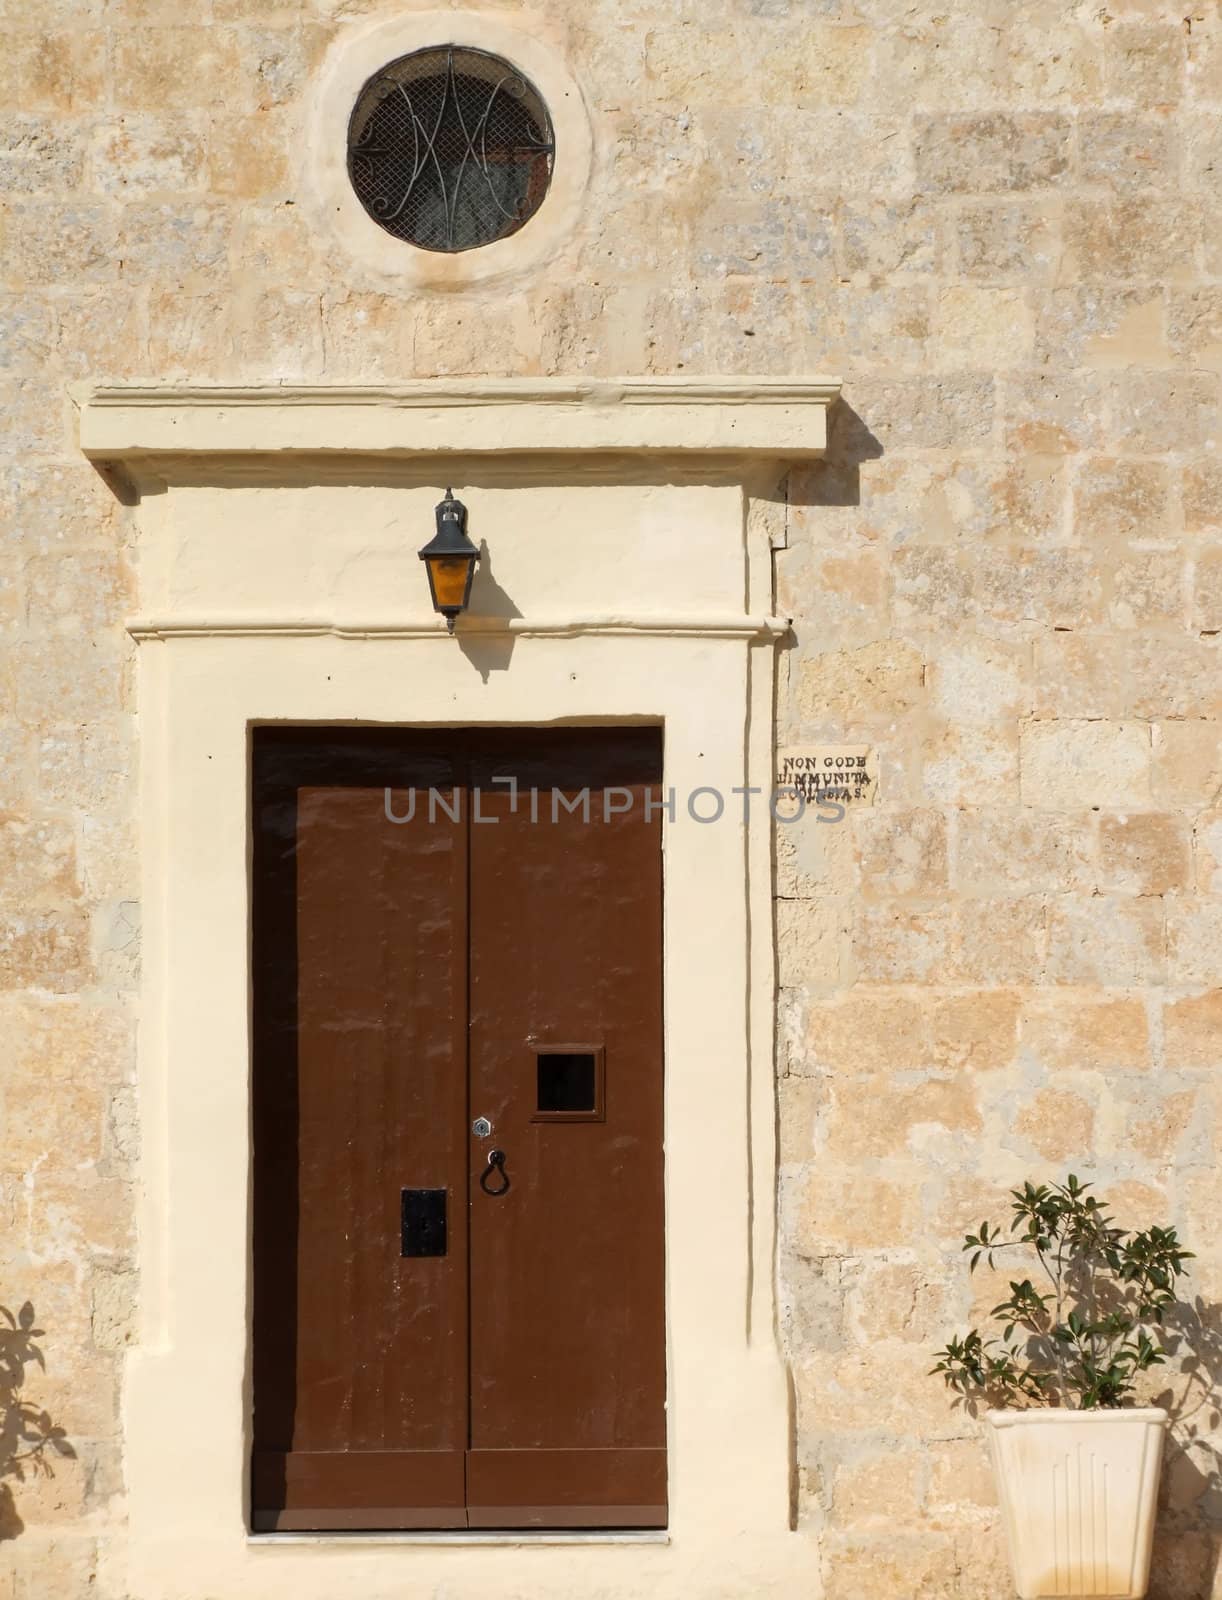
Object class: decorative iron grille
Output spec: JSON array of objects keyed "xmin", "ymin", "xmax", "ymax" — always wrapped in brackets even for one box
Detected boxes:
[{"xmin": 347, "ymin": 46, "xmax": 555, "ymax": 253}]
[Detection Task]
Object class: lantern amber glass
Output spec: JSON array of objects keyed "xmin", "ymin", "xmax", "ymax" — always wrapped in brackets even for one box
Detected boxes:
[{"xmin": 428, "ymin": 556, "xmax": 473, "ymax": 611}]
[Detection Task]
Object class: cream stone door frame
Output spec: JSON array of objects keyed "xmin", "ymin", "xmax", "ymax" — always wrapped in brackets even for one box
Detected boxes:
[{"xmin": 78, "ymin": 378, "xmax": 840, "ymax": 1600}]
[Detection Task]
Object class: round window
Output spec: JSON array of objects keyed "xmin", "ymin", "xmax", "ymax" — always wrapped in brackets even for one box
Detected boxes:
[{"xmin": 347, "ymin": 46, "xmax": 555, "ymax": 254}]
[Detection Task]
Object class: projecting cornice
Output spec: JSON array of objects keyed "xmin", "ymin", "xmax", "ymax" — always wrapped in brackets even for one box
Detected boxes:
[{"xmin": 73, "ymin": 377, "xmax": 843, "ymax": 466}]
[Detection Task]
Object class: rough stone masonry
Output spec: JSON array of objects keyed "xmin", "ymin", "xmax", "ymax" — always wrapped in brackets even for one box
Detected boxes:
[{"xmin": 1, "ymin": 0, "xmax": 1220, "ymax": 1595}]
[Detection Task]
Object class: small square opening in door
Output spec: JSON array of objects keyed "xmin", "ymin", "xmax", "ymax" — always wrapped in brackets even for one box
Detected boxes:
[{"xmin": 532, "ymin": 1046, "xmax": 605, "ymax": 1122}]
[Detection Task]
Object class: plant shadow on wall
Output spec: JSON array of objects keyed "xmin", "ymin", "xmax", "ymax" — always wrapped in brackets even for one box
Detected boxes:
[
  {"xmin": 0, "ymin": 1302, "xmax": 74, "ymax": 1540},
  {"xmin": 1150, "ymin": 1296, "xmax": 1222, "ymax": 1596}
]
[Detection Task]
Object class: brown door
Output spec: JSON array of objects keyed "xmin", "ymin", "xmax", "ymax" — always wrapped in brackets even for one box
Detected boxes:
[{"xmin": 251, "ymin": 728, "xmax": 665, "ymax": 1531}]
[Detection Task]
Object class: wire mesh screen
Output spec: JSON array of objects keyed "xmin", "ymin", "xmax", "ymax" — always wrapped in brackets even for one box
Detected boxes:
[{"xmin": 347, "ymin": 46, "xmax": 555, "ymax": 253}]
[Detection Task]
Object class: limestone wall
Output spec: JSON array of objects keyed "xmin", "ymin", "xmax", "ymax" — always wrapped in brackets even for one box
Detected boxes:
[{"xmin": 1, "ymin": 0, "xmax": 1219, "ymax": 1595}]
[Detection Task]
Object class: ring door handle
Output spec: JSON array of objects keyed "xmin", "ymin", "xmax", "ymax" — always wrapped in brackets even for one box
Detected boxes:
[{"xmin": 479, "ymin": 1148, "xmax": 510, "ymax": 1196}]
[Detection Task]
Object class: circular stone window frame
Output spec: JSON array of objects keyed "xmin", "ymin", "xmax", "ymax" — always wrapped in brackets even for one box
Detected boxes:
[{"xmin": 305, "ymin": 10, "xmax": 593, "ymax": 292}]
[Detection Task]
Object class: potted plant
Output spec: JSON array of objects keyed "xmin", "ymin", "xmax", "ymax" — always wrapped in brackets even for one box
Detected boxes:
[{"xmin": 932, "ymin": 1175, "xmax": 1192, "ymax": 1600}]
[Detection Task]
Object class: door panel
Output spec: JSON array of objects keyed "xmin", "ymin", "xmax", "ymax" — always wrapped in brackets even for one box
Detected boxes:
[
  {"xmin": 466, "ymin": 731, "xmax": 666, "ymax": 1526},
  {"xmin": 251, "ymin": 727, "xmax": 666, "ymax": 1532},
  {"xmin": 252, "ymin": 735, "xmax": 468, "ymax": 1531},
  {"xmin": 465, "ymin": 1448, "xmax": 668, "ymax": 1529}
]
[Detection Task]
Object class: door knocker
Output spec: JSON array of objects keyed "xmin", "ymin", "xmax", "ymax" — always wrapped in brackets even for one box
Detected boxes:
[{"xmin": 480, "ymin": 1148, "xmax": 511, "ymax": 1196}]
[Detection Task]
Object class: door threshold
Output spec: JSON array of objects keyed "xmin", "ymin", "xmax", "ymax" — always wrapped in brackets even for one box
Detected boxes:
[{"xmin": 248, "ymin": 1530, "xmax": 670, "ymax": 1547}]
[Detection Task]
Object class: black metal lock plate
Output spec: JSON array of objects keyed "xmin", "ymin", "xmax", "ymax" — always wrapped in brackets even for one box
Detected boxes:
[{"xmin": 401, "ymin": 1188, "xmax": 447, "ymax": 1257}]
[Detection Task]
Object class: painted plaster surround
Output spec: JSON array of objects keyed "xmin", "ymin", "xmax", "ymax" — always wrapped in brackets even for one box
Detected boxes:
[
  {"xmin": 77, "ymin": 378, "xmax": 840, "ymax": 1600},
  {"xmin": 304, "ymin": 10, "xmax": 595, "ymax": 291}
]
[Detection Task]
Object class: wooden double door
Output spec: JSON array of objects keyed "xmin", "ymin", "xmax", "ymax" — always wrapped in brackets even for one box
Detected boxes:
[{"xmin": 251, "ymin": 727, "xmax": 666, "ymax": 1531}]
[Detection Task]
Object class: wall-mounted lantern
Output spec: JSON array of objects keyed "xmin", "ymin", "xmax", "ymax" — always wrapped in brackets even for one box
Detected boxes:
[{"xmin": 418, "ymin": 489, "xmax": 480, "ymax": 632}]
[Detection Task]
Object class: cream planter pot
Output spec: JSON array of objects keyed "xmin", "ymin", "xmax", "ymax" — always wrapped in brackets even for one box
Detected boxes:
[{"xmin": 987, "ymin": 1408, "xmax": 1170, "ymax": 1600}]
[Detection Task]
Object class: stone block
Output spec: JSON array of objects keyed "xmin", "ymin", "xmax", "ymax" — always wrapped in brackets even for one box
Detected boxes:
[
  {"xmin": 1193, "ymin": 547, "xmax": 1222, "ymax": 631},
  {"xmin": 1045, "ymin": 895, "xmax": 1166, "ymax": 985},
  {"xmin": 956, "ymin": 811, "xmax": 1093, "ymax": 895},
  {"xmin": 976, "ymin": 549, "xmax": 1105, "ymax": 629},
  {"xmin": 954, "ymin": 896, "xmax": 1048, "ymax": 984},
  {"xmin": 1125, "ymin": 1082, "xmax": 1202, "ymax": 1162},
  {"xmin": 832, "ymin": 1448, "xmax": 923, "ymax": 1529},
  {"xmin": 777, "ymin": 548, "xmax": 888, "ymax": 649},
  {"xmin": 820, "ymin": 1532, "xmax": 960, "ymax": 1597},
  {"xmin": 955, "ymin": 200, "xmax": 1060, "ymax": 283},
  {"xmin": 1098, "ymin": 812, "xmax": 1191, "ymax": 894},
  {"xmin": 0, "ymin": 819, "xmax": 78, "ymax": 906},
  {"xmin": 1020, "ymin": 720, "xmax": 1151, "ymax": 809},
  {"xmin": 1019, "ymin": 990, "xmax": 1151, "ymax": 1071},
  {"xmin": 796, "ymin": 1342, "xmax": 953, "ymax": 1437},
  {"xmin": 1064, "ymin": 198, "xmax": 1201, "ymax": 283},
  {"xmin": 35, "ymin": 719, "xmax": 136, "ymax": 815},
  {"xmin": 0, "ymin": 296, "xmax": 53, "ymax": 374},
  {"xmin": 818, "ymin": 285, "xmax": 931, "ymax": 370},
  {"xmin": 1113, "ymin": 549, "xmax": 1186, "ymax": 628},
  {"xmin": 795, "ymin": 640, "xmax": 926, "ymax": 722},
  {"xmin": 1184, "ymin": 458, "xmax": 1222, "ymax": 535},
  {"xmin": 804, "ymin": 989, "xmax": 927, "ymax": 1073},
  {"xmin": 892, "ymin": 547, "xmax": 975, "ymax": 625},
  {"xmin": 931, "ymin": 286, "xmax": 1035, "ymax": 369},
  {"xmin": 824, "ymin": 1074, "xmax": 983, "ymax": 1160},
  {"xmin": 1005, "ymin": 370, "xmax": 1107, "ymax": 454},
  {"xmin": 1126, "ymin": 636, "xmax": 1222, "ymax": 719},
  {"xmin": 0, "ymin": 994, "xmax": 131, "ymax": 1085},
  {"xmin": 112, "ymin": 28, "xmax": 245, "ymax": 111},
  {"xmin": 0, "ymin": 117, "xmax": 85, "ymax": 197},
  {"xmin": 90, "ymin": 114, "xmax": 206, "ymax": 196},
  {"xmin": 1034, "ymin": 287, "xmax": 1168, "ymax": 369},
  {"xmin": 776, "ymin": 805, "xmax": 860, "ymax": 898},
  {"xmin": 852, "ymin": 900, "xmax": 955, "ymax": 983},
  {"xmin": 0, "ymin": 201, "xmax": 117, "ymax": 290},
  {"xmin": 1185, "ymin": 108, "xmax": 1222, "ymax": 194},
  {"xmin": 856, "ymin": 808, "xmax": 949, "ymax": 896},
  {"xmin": 1032, "ymin": 634, "xmax": 1127, "ymax": 720},
  {"xmin": 25, "ymin": 551, "xmax": 131, "ymax": 636},
  {"xmin": 115, "ymin": 200, "xmax": 229, "ymax": 287},
  {"xmin": 846, "ymin": 1260, "xmax": 957, "ymax": 1346},
  {"xmin": 929, "ymin": 991, "xmax": 1021, "ymax": 1072},
  {"xmin": 921, "ymin": 724, "xmax": 1019, "ymax": 807},
  {"xmin": 1079, "ymin": 112, "xmax": 1181, "ymax": 192},
  {"xmin": 779, "ymin": 1250, "xmax": 845, "ymax": 1353},
  {"xmin": 778, "ymin": 1073, "xmax": 821, "ymax": 1163},
  {"xmin": 205, "ymin": 106, "xmax": 292, "ymax": 197},
  {"xmin": 852, "ymin": 374, "xmax": 1000, "ymax": 452},
  {"xmin": 795, "ymin": 1169, "xmax": 910, "ymax": 1255},
  {"xmin": 1104, "ymin": 23, "xmax": 1187, "ymax": 105},
  {"xmin": 1163, "ymin": 989, "xmax": 1222, "ymax": 1069},
  {"xmin": 842, "ymin": 197, "xmax": 941, "ymax": 278},
  {"xmin": 1000, "ymin": 18, "xmax": 1102, "ymax": 103},
  {"xmin": 1152, "ymin": 720, "xmax": 1222, "ymax": 806},
  {"xmin": 1167, "ymin": 900, "xmax": 1222, "ymax": 985},
  {"xmin": 0, "ymin": 908, "xmax": 90, "ymax": 994},
  {"xmin": 225, "ymin": 288, "xmax": 326, "ymax": 382},
  {"xmin": 0, "ymin": 1072, "xmax": 107, "ymax": 1172},
  {"xmin": 915, "ymin": 113, "xmax": 1072, "ymax": 193},
  {"xmin": 14, "ymin": 638, "xmax": 125, "ymax": 728},
  {"xmin": 776, "ymin": 896, "xmax": 849, "ymax": 991},
  {"xmin": 756, "ymin": 23, "xmax": 874, "ymax": 108},
  {"xmin": 926, "ymin": 1438, "xmax": 998, "ymax": 1518},
  {"xmin": 1170, "ymin": 286, "xmax": 1222, "ymax": 373},
  {"xmin": 0, "ymin": 30, "xmax": 106, "ymax": 113},
  {"xmin": 1013, "ymin": 1085, "xmax": 1097, "ymax": 1162},
  {"xmin": 1107, "ymin": 371, "xmax": 1221, "ymax": 454},
  {"xmin": 1195, "ymin": 811, "xmax": 1222, "ymax": 894}
]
